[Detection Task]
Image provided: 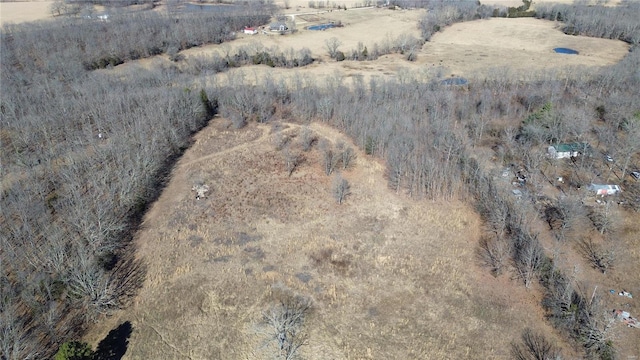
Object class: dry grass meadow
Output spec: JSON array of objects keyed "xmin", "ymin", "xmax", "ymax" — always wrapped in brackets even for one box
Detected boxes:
[
  {"xmin": 152, "ymin": 6, "xmax": 629, "ymax": 85},
  {"xmin": 4, "ymin": 1, "xmax": 637, "ymax": 358},
  {"xmin": 0, "ymin": 0, "xmax": 54, "ymax": 25},
  {"xmin": 87, "ymin": 120, "xmax": 571, "ymax": 359}
]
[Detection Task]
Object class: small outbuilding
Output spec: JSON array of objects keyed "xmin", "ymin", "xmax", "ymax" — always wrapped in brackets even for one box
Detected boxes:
[
  {"xmin": 588, "ymin": 184, "xmax": 621, "ymax": 196},
  {"xmin": 243, "ymin": 27, "xmax": 258, "ymax": 35},
  {"xmin": 547, "ymin": 143, "xmax": 591, "ymax": 159}
]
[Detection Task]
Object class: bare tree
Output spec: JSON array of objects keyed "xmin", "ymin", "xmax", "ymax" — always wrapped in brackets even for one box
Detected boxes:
[
  {"xmin": 477, "ymin": 235, "xmax": 511, "ymax": 277},
  {"xmin": 336, "ymin": 141, "xmax": 356, "ymax": 169},
  {"xmin": 49, "ymin": 0, "xmax": 66, "ymax": 16},
  {"xmin": 298, "ymin": 126, "xmax": 316, "ymax": 152},
  {"xmin": 272, "ymin": 125, "xmax": 291, "ymax": 151},
  {"xmin": 511, "ymin": 328, "xmax": 561, "ymax": 360},
  {"xmin": 513, "ymin": 230, "xmax": 545, "ymax": 288},
  {"xmin": 325, "ymin": 37, "xmax": 342, "ymax": 59},
  {"xmin": 511, "ymin": 328, "xmax": 562, "ymax": 360},
  {"xmin": 283, "ymin": 147, "xmax": 303, "ymax": 177},
  {"xmin": 320, "ymin": 140, "xmax": 340, "ymax": 176},
  {"xmin": 587, "ymin": 203, "xmax": 616, "ymax": 235},
  {"xmin": 332, "ymin": 174, "xmax": 351, "ymax": 205},
  {"xmin": 262, "ymin": 295, "xmax": 311, "ymax": 360},
  {"xmin": 577, "ymin": 238, "xmax": 614, "ymax": 274}
]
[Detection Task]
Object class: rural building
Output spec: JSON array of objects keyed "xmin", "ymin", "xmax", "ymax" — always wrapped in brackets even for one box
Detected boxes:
[
  {"xmin": 243, "ymin": 27, "xmax": 258, "ymax": 35},
  {"xmin": 547, "ymin": 143, "xmax": 591, "ymax": 159},
  {"xmin": 588, "ymin": 184, "xmax": 621, "ymax": 196},
  {"xmin": 269, "ymin": 22, "xmax": 288, "ymax": 31}
]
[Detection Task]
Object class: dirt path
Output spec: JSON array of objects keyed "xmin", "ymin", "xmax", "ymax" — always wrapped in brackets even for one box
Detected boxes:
[{"xmin": 180, "ymin": 123, "xmax": 270, "ymax": 169}]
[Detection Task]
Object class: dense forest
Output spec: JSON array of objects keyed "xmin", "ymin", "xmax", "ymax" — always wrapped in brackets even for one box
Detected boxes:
[{"xmin": 1, "ymin": 0, "xmax": 639, "ymax": 359}]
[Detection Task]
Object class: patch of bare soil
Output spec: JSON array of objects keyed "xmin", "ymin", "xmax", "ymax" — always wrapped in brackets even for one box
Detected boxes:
[{"xmin": 84, "ymin": 119, "xmax": 566, "ymax": 359}]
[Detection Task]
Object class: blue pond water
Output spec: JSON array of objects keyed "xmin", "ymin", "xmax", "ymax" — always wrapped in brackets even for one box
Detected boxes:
[
  {"xmin": 554, "ymin": 47, "xmax": 579, "ymax": 55},
  {"xmin": 308, "ymin": 23, "xmax": 336, "ymax": 31},
  {"xmin": 440, "ymin": 77, "xmax": 468, "ymax": 86}
]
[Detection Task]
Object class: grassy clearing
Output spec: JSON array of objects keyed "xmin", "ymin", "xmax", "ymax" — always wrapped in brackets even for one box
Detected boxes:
[{"xmin": 85, "ymin": 120, "xmax": 555, "ymax": 359}]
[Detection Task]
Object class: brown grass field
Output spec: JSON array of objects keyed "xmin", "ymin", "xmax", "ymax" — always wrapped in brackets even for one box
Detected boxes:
[
  {"xmin": 3, "ymin": 2, "xmax": 637, "ymax": 358},
  {"xmin": 127, "ymin": 8, "xmax": 629, "ymax": 86},
  {"xmin": 0, "ymin": 0, "xmax": 54, "ymax": 25},
  {"xmin": 89, "ymin": 117, "xmax": 639, "ymax": 359},
  {"xmin": 87, "ymin": 120, "xmax": 571, "ymax": 359}
]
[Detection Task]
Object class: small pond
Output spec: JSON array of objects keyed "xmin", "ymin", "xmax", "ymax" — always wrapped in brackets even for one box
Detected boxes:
[
  {"xmin": 308, "ymin": 23, "xmax": 337, "ymax": 31},
  {"xmin": 554, "ymin": 47, "xmax": 579, "ymax": 55},
  {"xmin": 440, "ymin": 77, "xmax": 468, "ymax": 86}
]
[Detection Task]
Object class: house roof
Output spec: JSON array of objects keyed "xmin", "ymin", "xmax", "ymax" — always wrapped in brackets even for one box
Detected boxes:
[
  {"xmin": 553, "ymin": 142, "xmax": 590, "ymax": 153},
  {"xmin": 588, "ymin": 184, "xmax": 620, "ymax": 191}
]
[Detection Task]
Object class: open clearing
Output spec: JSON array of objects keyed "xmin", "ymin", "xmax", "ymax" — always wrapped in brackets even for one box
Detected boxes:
[
  {"xmin": 88, "ymin": 120, "xmax": 573, "ymax": 359},
  {"xmin": 175, "ymin": 9, "xmax": 629, "ymax": 84},
  {"xmin": 0, "ymin": 1, "xmax": 53, "ymax": 25}
]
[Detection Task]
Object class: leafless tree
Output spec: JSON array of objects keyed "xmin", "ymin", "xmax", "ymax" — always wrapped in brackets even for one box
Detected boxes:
[
  {"xmin": 511, "ymin": 328, "xmax": 561, "ymax": 360},
  {"xmin": 320, "ymin": 140, "xmax": 340, "ymax": 176},
  {"xmin": 587, "ymin": 203, "xmax": 616, "ymax": 235},
  {"xmin": 336, "ymin": 141, "xmax": 356, "ymax": 170},
  {"xmin": 262, "ymin": 295, "xmax": 311, "ymax": 360},
  {"xmin": 512, "ymin": 230, "xmax": 545, "ymax": 288},
  {"xmin": 272, "ymin": 129, "xmax": 291, "ymax": 151},
  {"xmin": 477, "ymin": 235, "xmax": 511, "ymax": 277},
  {"xmin": 298, "ymin": 126, "xmax": 316, "ymax": 151},
  {"xmin": 325, "ymin": 37, "xmax": 342, "ymax": 59},
  {"xmin": 283, "ymin": 147, "xmax": 303, "ymax": 177},
  {"xmin": 332, "ymin": 174, "xmax": 351, "ymax": 205},
  {"xmin": 577, "ymin": 238, "xmax": 614, "ymax": 274}
]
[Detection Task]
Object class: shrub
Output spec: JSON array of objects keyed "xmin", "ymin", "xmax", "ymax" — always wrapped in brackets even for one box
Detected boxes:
[{"xmin": 54, "ymin": 341, "xmax": 94, "ymax": 360}]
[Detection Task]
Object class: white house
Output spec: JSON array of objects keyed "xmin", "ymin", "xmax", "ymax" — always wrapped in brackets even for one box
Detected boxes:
[
  {"xmin": 269, "ymin": 22, "xmax": 288, "ymax": 32},
  {"xmin": 243, "ymin": 27, "xmax": 258, "ymax": 35},
  {"xmin": 588, "ymin": 184, "xmax": 621, "ymax": 196},
  {"xmin": 547, "ymin": 143, "xmax": 591, "ymax": 159}
]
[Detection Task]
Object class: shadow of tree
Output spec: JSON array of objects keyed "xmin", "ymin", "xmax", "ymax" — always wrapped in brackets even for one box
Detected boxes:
[{"xmin": 93, "ymin": 321, "xmax": 132, "ymax": 360}]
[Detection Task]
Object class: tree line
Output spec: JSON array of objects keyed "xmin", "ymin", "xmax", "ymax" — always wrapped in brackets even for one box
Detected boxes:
[{"xmin": 0, "ymin": 5, "xmax": 270, "ymax": 359}]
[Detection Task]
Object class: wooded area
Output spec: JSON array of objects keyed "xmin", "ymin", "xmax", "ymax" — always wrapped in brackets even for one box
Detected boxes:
[{"xmin": 1, "ymin": 1, "xmax": 638, "ymax": 359}]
